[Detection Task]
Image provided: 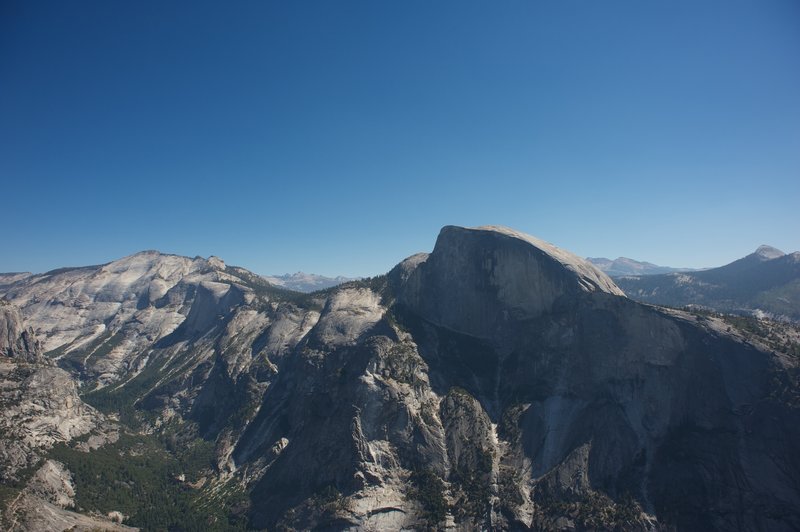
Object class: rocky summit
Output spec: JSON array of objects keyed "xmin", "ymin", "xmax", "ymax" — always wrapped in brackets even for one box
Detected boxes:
[{"xmin": 1, "ymin": 225, "xmax": 799, "ymax": 531}]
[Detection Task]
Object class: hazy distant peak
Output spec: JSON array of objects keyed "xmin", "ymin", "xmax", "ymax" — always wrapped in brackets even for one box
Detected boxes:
[
  {"xmin": 586, "ymin": 256, "xmax": 694, "ymax": 277},
  {"xmin": 754, "ymin": 245, "xmax": 784, "ymax": 260},
  {"xmin": 616, "ymin": 257, "xmax": 657, "ymax": 266},
  {"xmin": 262, "ymin": 272, "xmax": 356, "ymax": 293}
]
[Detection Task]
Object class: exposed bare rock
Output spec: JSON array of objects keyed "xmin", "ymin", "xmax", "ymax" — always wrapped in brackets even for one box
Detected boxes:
[
  {"xmin": 309, "ymin": 287, "xmax": 384, "ymax": 347},
  {"xmin": 23, "ymin": 459, "xmax": 75, "ymax": 508},
  {"xmin": 0, "ymin": 251, "xmax": 244, "ymax": 384},
  {"xmin": 0, "ymin": 273, "xmax": 32, "ymax": 291},
  {"xmin": 6, "ymin": 492, "xmax": 136, "ymax": 531},
  {"xmin": 439, "ymin": 387, "xmax": 497, "ymax": 526},
  {"xmin": 393, "ymin": 225, "xmax": 800, "ymax": 530},
  {"xmin": 0, "ymin": 228, "xmax": 798, "ymax": 531},
  {"xmin": 0, "ymin": 302, "xmax": 42, "ymax": 362},
  {"xmin": 0, "ymin": 359, "xmax": 112, "ymax": 482},
  {"xmin": 0, "ymin": 355, "xmax": 119, "ymax": 529},
  {"xmin": 388, "ymin": 252, "xmax": 429, "ymax": 287},
  {"xmin": 401, "ymin": 225, "xmax": 623, "ymax": 340}
]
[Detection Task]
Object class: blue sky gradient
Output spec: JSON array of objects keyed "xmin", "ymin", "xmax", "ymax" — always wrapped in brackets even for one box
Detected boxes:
[{"xmin": 2, "ymin": 1, "xmax": 799, "ymax": 276}]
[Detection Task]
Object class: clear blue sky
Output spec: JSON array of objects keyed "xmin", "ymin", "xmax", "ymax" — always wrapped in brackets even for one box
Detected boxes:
[{"xmin": 2, "ymin": 1, "xmax": 799, "ymax": 277}]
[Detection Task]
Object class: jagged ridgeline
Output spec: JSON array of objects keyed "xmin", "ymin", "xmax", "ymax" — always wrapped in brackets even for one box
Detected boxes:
[{"xmin": 1, "ymin": 226, "xmax": 799, "ymax": 531}]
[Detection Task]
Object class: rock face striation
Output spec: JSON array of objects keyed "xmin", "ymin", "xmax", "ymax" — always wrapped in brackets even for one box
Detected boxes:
[{"xmin": 1, "ymin": 226, "xmax": 799, "ymax": 531}]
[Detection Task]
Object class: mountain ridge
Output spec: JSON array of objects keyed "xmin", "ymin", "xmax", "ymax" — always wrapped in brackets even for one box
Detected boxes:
[
  {"xmin": 616, "ymin": 244, "xmax": 800, "ymax": 321},
  {"xmin": 587, "ymin": 256, "xmax": 698, "ymax": 277},
  {"xmin": 1, "ymin": 225, "xmax": 798, "ymax": 530}
]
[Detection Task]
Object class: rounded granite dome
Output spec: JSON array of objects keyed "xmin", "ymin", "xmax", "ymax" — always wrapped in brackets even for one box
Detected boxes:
[{"xmin": 399, "ymin": 225, "xmax": 624, "ymax": 339}]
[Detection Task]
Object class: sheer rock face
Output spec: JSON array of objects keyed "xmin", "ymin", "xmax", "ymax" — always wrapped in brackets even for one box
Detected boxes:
[
  {"xmin": 235, "ymin": 226, "xmax": 798, "ymax": 530},
  {"xmin": 392, "ymin": 226, "xmax": 800, "ymax": 531},
  {"xmin": 0, "ymin": 227, "xmax": 798, "ymax": 531},
  {"xmin": 0, "ymin": 302, "xmax": 42, "ymax": 362},
  {"xmin": 401, "ymin": 225, "xmax": 623, "ymax": 341}
]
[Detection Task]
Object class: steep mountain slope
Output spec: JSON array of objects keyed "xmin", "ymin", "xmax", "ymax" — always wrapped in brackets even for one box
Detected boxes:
[
  {"xmin": 587, "ymin": 257, "xmax": 695, "ymax": 277},
  {"xmin": 0, "ymin": 302, "xmax": 126, "ymax": 531},
  {"xmin": 616, "ymin": 245, "xmax": 800, "ymax": 321},
  {"xmin": 1, "ymin": 228, "xmax": 798, "ymax": 531},
  {"xmin": 0, "ymin": 252, "xmax": 322, "ymax": 529}
]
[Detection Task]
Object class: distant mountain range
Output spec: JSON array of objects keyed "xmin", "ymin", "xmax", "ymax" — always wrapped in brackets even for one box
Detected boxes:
[
  {"xmin": 615, "ymin": 245, "xmax": 800, "ymax": 321},
  {"xmin": 261, "ymin": 272, "xmax": 356, "ymax": 292},
  {"xmin": 586, "ymin": 256, "xmax": 696, "ymax": 277}
]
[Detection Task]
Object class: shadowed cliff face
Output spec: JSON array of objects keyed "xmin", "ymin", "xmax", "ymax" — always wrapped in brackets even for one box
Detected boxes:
[
  {"xmin": 227, "ymin": 226, "xmax": 799, "ymax": 530},
  {"xmin": 391, "ymin": 226, "xmax": 800, "ymax": 531},
  {"xmin": 2, "ymin": 227, "xmax": 799, "ymax": 531}
]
